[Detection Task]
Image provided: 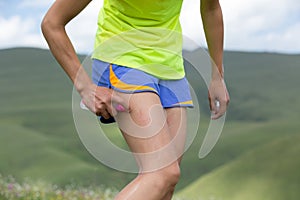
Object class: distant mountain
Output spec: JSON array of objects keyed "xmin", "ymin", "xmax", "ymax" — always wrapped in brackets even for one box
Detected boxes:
[
  {"xmin": 183, "ymin": 48, "xmax": 300, "ymax": 121},
  {"xmin": 0, "ymin": 48, "xmax": 299, "ymax": 195}
]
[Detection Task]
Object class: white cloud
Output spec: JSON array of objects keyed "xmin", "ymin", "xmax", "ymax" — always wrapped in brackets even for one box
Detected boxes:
[
  {"xmin": 0, "ymin": 16, "xmax": 45, "ymax": 48},
  {"xmin": 0, "ymin": 0, "xmax": 102, "ymax": 52},
  {"xmin": 0, "ymin": 0, "xmax": 299, "ymax": 53},
  {"xmin": 180, "ymin": 0, "xmax": 300, "ymax": 53},
  {"xmin": 220, "ymin": 0, "xmax": 300, "ymax": 53},
  {"xmin": 18, "ymin": 0, "xmax": 53, "ymax": 9},
  {"xmin": 264, "ymin": 22, "xmax": 300, "ymax": 52}
]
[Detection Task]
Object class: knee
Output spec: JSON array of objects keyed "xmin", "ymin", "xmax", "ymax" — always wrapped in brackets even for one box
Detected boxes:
[{"xmin": 150, "ymin": 163, "xmax": 181, "ymax": 190}]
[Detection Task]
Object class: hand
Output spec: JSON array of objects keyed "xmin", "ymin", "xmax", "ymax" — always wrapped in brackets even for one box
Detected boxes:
[
  {"xmin": 208, "ymin": 78, "xmax": 230, "ymax": 119},
  {"xmin": 79, "ymin": 84, "xmax": 127, "ymax": 119}
]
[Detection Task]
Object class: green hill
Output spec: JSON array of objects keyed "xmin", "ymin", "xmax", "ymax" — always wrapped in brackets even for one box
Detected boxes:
[
  {"xmin": 177, "ymin": 133, "xmax": 300, "ymax": 200},
  {"xmin": 178, "ymin": 50, "xmax": 300, "ymax": 198},
  {"xmin": 0, "ymin": 48, "xmax": 134, "ymax": 188},
  {"xmin": 0, "ymin": 47, "xmax": 299, "ymax": 195},
  {"xmin": 184, "ymin": 49, "xmax": 300, "ymax": 121}
]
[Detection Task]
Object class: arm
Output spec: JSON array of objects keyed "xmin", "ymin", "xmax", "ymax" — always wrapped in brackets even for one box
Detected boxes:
[
  {"xmin": 41, "ymin": 0, "xmax": 92, "ymax": 91},
  {"xmin": 200, "ymin": 0, "xmax": 230, "ymax": 119},
  {"xmin": 41, "ymin": 0, "xmax": 123, "ymax": 118}
]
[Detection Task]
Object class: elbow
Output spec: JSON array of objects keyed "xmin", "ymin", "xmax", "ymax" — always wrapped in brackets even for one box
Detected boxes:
[
  {"xmin": 41, "ymin": 16, "xmax": 63, "ymax": 37},
  {"xmin": 41, "ymin": 17, "xmax": 48, "ymax": 36},
  {"xmin": 41, "ymin": 16, "xmax": 53, "ymax": 37}
]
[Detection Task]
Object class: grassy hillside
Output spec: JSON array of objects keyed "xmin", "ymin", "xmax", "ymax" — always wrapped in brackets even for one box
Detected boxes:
[
  {"xmin": 0, "ymin": 47, "xmax": 299, "ymax": 196},
  {"xmin": 178, "ymin": 50, "xmax": 300, "ymax": 198},
  {"xmin": 184, "ymin": 49, "xmax": 300, "ymax": 121},
  {"xmin": 177, "ymin": 133, "xmax": 300, "ymax": 200},
  {"xmin": 0, "ymin": 48, "xmax": 135, "ymax": 188},
  {"xmin": 0, "ymin": 173, "xmax": 118, "ymax": 200}
]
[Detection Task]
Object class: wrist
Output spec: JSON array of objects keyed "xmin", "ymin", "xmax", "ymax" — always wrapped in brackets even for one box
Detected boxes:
[
  {"xmin": 74, "ymin": 76, "xmax": 94, "ymax": 96},
  {"xmin": 211, "ymin": 64, "xmax": 224, "ymax": 80},
  {"xmin": 73, "ymin": 66, "xmax": 94, "ymax": 95}
]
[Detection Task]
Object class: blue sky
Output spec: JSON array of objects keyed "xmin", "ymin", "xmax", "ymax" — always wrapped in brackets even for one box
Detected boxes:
[{"xmin": 0, "ymin": 0, "xmax": 299, "ymax": 54}]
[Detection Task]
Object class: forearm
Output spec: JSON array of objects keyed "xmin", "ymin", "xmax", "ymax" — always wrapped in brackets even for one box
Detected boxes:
[
  {"xmin": 200, "ymin": 0, "xmax": 224, "ymax": 79},
  {"xmin": 41, "ymin": 0, "xmax": 92, "ymax": 94},
  {"xmin": 41, "ymin": 23, "xmax": 92, "ymax": 93}
]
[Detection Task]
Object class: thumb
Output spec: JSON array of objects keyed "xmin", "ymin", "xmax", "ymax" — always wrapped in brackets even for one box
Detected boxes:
[{"xmin": 208, "ymin": 92, "xmax": 217, "ymax": 115}]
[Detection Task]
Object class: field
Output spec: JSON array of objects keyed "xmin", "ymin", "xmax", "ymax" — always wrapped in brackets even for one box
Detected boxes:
[{"xmin": 0, "ymin": 47, "xmax": 299, "ymax": 199}]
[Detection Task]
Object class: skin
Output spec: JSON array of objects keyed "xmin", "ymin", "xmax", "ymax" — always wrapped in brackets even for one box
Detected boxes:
[
  {"xmin": 41, "ymin": 0, "xmax": 230, "ymax": 199},
  {"xmin": 201, "ymin": 0, "xmax": 230, "ymax": 119}
]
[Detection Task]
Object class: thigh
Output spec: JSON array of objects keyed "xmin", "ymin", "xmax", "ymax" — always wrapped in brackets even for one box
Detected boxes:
[
  {"xmin": 115, "ymin": 91, "xmax": 181, "ymax": 172},
  {"xmin": 165, "ymin": 107, "xmax": 187, "ymax": 164}
]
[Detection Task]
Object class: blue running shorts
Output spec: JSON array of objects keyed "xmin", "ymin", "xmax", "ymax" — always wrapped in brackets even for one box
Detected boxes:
[{"xmin": 91, "ymin": 59, "xmax": 193, "ymax": 123}]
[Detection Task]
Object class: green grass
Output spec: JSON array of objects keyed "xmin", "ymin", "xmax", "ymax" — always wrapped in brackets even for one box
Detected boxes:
[
  {"xmin": 0, "ymin": 48, "xmax": 135, "ymax": 188},
  {"xmin": 0, "ymin": 174, "xmax": 184, "ymax": 200},
  {"xmin": 0, "ymin": 174, "xmax": 118, "ymax": 200},
  {"xmin": 177, "ymin": 118, "xmax": 300, "ymax": 189},
  {"xmin": 0, "ymin": 47, "xmax": 300, "ymax": 198},
  {"xmin": 177, "ymin": 133, "xmax": 300, "ymax": 200}
]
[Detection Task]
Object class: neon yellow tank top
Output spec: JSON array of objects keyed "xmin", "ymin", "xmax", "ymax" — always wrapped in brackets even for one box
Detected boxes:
[{"xmin": 92, "ymin": 0, "xmax": 184, "ymax": 79}]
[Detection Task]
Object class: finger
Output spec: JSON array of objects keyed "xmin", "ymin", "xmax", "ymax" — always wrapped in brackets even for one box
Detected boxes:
[
  {"xmin": 208, "ymin": 94, "xmax": 212, "ymax": 110},
  {"xmin": 94, "ymin": 101, "xmax": 109, "ymax": 117},
  {"xmin": 226, "ymin": 92, "xmax": 230, "ymax": 106},
  {"xmin": 103, "ymin": 95, "xmax": 124, "ymax": 117},
  {"xmin": 81, "ymin": 99, "xmax": 97, "ymax": 114},
  {"xmin": 212, "ymin": 100, "xmax": 227, "ymax": 120},
  {"xmin": 98, "ymin": 109, "xmax": 112, "ymax": 119},
  {"xmin": 105, "ymin": 103, "xmax": 117, "ymax": 117},
  {"xmin": 208, "ymin": 93, "xmax": 217, "ymax": 115}
]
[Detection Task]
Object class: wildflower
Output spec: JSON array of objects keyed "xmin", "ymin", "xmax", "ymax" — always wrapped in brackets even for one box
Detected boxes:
[{"xmin": 7, "ymin": 183, "xmax": 14, "ymax": 190}]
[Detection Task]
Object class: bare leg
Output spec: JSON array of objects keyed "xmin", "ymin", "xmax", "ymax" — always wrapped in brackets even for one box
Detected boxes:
[
  {"xmin": 165, "ymin": 107, "xmax": 187, "ymax": 165},
  {"xmin": 162, "ymin": 107, "xmax": 187, "ymax": 200},
  {"xmin": 113, "ymin": 92, "xmax": 187, "ymax": 200}
]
